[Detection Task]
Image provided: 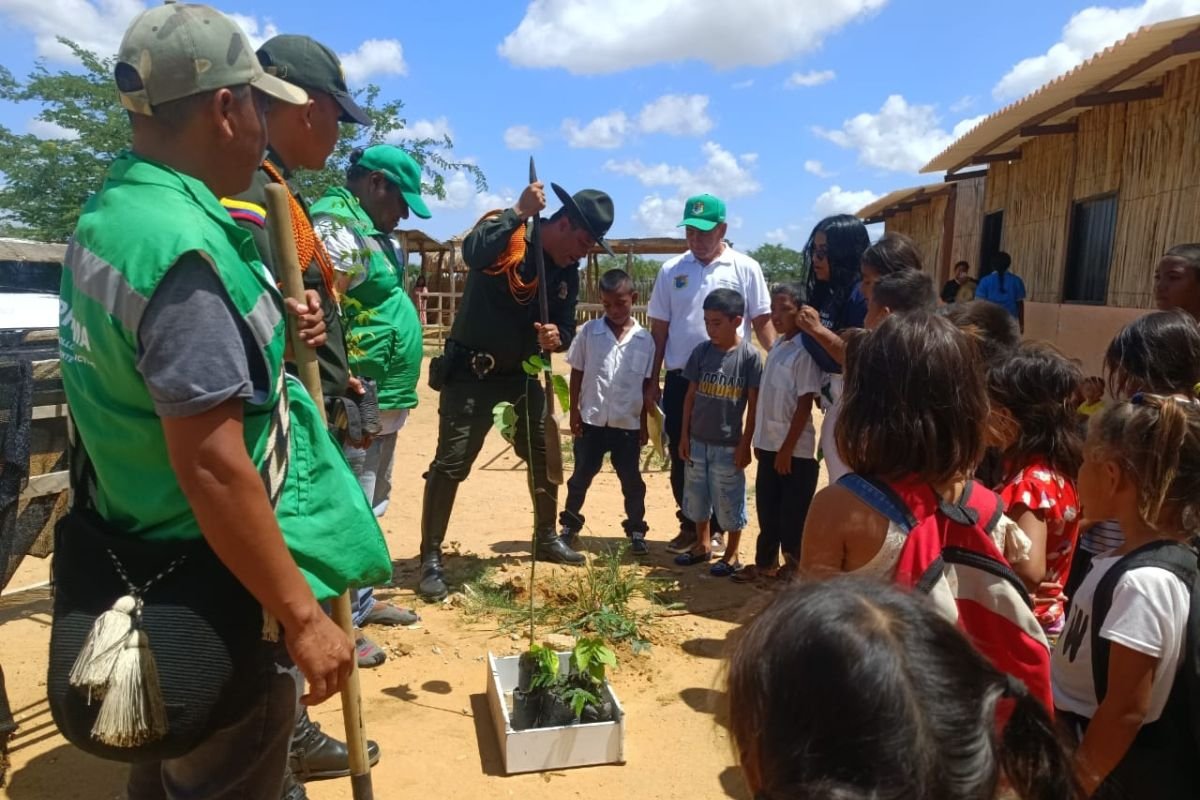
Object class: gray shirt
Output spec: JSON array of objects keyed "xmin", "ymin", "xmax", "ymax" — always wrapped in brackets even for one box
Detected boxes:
[
  {"xmin": 136, "ymin": 253, "xmax": 269, "ymax": 418},
  {"xmin": 682, "ymin": 340, "xmax": 762, "ymax": 446}
]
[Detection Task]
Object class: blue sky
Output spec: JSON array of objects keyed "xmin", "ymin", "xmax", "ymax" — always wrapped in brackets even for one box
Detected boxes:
[{"xmin": 2, "ymin": 0, "xmax": 1199, "ymax": 249}]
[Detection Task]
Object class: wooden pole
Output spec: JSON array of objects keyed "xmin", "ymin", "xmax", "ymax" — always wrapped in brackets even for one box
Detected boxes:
[{"xmin": 263, "ymin": 184, "xmax": 374, "ymax": 800}]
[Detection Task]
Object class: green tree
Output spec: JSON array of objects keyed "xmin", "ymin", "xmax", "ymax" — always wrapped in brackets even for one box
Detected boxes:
[
  {"xmin": 0, "ymin": 38, "xmax": 483, "ymax": 242},
  {"xmin": 748, "ymin": 243, "xmax": 808, "ymax": 283},
  {"xmin": 595, "ymin": 254, "xmax": 664, "ymax": 282}
]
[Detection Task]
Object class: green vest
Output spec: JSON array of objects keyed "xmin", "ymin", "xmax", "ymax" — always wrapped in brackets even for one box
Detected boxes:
[
  {"xmin": 59, "ymin": 153, "xmax": 391, "ymax": 600},
  {"xmin": 311, "ymin": 186, "xmax": 423, "ymax": 410}
]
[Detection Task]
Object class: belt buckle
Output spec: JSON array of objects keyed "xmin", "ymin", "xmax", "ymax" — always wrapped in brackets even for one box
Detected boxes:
[{"xmin": 470, "ymin": 351, "xmax": 496, "ymax": 379}]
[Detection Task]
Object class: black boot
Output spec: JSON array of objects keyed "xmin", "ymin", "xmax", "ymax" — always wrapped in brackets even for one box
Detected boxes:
[
  {"xmin": 418, "ymin": 472, "xmax": 458, "ymax": 602},
  {"xmin": 289, "ymin": 710, "xmax": 381, "ymax": 782},
  {"xmin": 535, "ymin": 528, "xmax": 585, "ymax": 565},
  {"xmin": 281, "ymin": 770, "xmax": 307, "ymax": 800}
]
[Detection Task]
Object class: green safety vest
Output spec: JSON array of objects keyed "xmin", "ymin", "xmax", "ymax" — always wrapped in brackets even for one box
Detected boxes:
[
  {"xmin": 59, "ymin": 152, "xmax": 391, "ymax": 600},
  {"xmin": 311, "ymin": 186, "xmax": 423, "ymax": 410}
]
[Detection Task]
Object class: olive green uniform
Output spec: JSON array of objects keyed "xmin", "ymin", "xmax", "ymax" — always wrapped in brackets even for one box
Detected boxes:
[{"xmin": 420, "ymin": 209, "xmax": 579, "ymax": 558}]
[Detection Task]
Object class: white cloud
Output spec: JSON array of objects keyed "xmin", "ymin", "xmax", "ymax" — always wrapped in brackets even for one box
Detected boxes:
[
  {"xmin": 638, "ymin": 94, "xmax": 713, "ymax": 136},
  {"xmin": 605, "ymin": 141, "xmax": 760, "ymax": 236},
  {"xmin": 786, "ymin": 69, "xmax": 836, "ymax": 88},
  {"xmin": 949, "ymin": 95, "xmax": 976, "ymax": 113},
  {"xmin": 0, "ymin": 0, "xmax": 280, "ymax": 61},
  {"xmin": 993, "ymin": 0, "xmax": 1200, "ymax": 101},
  {"xmin": 499, "ymin": 0, "xmax": 888, "ymax": 74},
  {"xmin": 425, "ymin": 171, "xmax": 515, "ymax": 215},
  {"xmin": 814, "ymin": 95, "xmax": 985, "ymax": 173},
  {"xmin": 28, "ymin": 119, "xmax": 79, "ymax": 140},
  {"xmin": 804, "ymin": 159, "xmax": 834, "ymax": 178},
  {"xmin": 503, "ymin": 124, "xmax": 542, "ymax": 150},
  {"xmin": 813, "ymin": 185, "xmax": 882, "ymax": 218},
  {"xmin": 339, "ymin": 39, "xmax": 408, "ymax": 85},
  {"xmin": 732, "ymin": 79, "xmax": 755, "ymax": 90},
  {"xmin": 562, "ymin": 111, "xmax": 630, "ymax": 149},
  {"xmin": 764, "ymin": 228, "xmax": 788, "ymax": 243},
  {"xmin": 386, "ymin": 116, "xmax": 453, "ymax": 144}
]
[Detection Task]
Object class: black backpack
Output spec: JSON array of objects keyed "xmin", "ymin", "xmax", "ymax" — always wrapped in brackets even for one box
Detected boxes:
[{"xmin": 1089, "ymin": 538, "xmax": 1200, "ymax": 799}]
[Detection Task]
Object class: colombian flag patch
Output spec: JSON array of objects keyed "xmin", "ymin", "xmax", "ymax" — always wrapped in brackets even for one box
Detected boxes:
[{"xmin": 221, "ymin": 198, "xmax": 267, "ymax": 228}]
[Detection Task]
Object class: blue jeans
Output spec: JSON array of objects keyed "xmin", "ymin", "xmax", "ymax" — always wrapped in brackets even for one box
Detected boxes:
[{"xmin": 683, "ymin": 439, "xmax": 747, "ymax": 532}]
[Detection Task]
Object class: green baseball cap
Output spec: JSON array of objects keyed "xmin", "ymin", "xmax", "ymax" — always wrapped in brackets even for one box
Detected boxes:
[
  {"xmin": 357, "ymin": 145, "xmax": 431, "ymax": 220},
  {"xmin": 678, "ymin": 193, "xmax": 726, "ymax": 232},
  {"xmin": 115, "ymin": 2, "xmax": 306, "ymax": 116},
  {"xmin": 257, "ymin": 35, "xmax": 371, "ymax": 126}
]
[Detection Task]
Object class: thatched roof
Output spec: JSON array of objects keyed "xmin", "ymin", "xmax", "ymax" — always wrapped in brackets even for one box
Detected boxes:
[
  {"xmin": 0, "ymin": 238, "xmax": 67, "ymax": 264},
  {"xmin": 925, "ymin": 14, "xmax": 1200, "ymax": 173}
]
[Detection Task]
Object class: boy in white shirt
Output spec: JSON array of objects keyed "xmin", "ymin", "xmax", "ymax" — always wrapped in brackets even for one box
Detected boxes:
[
  {"xmin": 559, "ymin": 269, "xmax": 657, "ymax": 555},
  {"xmin": 736, "ymin": 283, "xmax": 824, "ymax": 583}
]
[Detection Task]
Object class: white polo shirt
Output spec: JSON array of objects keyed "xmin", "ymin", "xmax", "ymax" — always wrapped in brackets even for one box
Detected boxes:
[
  {"xmin": 566, "ymin": 318, "xmax": 657, "ymax": 431},
  {"xmin": 752, "ymin": 336, "xmax": 825, "ymax": 458},
  {"xmin": 647, "ymin": 246, "xmax": 771, "ymax": 371}
]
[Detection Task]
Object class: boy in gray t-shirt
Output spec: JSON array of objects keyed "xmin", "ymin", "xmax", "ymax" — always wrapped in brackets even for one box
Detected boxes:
[{"xmin": 677, "ymin": 288, "xmax": 762, "ymax": 575}]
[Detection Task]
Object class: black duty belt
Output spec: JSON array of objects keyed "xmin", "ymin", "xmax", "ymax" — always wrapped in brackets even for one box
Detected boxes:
[{"xmin": 446, "ymin": 340, "xmax": 497, "ymax": 379}]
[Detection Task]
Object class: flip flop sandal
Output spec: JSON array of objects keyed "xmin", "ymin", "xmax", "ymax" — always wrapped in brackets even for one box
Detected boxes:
[
  {"xmin": 710, "ymin": 560, "xmax": 742, "ymax": 577},
  {"xmin": 673, "ymin": 549, "xmax": 713, "ymax": 566}
]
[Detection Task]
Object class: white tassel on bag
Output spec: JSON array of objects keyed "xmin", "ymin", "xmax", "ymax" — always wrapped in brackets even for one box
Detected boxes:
[
  {"xmin": 69, "ymin": 595, "xmax": 139, "ymax": 699},
  {"xmin": 91, "ymin": 630, "xmax": 168, "ymax": 747}
]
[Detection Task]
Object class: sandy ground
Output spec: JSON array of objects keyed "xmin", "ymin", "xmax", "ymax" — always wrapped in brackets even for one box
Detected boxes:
[{"xmin": 1, "ymin": 356, "xmax": 828, "ymax": 800}]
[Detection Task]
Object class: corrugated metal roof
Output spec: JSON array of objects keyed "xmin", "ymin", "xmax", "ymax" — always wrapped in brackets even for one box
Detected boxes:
[
  {"xmin": 923, "ymin": 14, "xmax": 1200, "ymax": 174},
  {"xmin": 856, "ymin": 182, "xmax": 951, "ymax": 222}
]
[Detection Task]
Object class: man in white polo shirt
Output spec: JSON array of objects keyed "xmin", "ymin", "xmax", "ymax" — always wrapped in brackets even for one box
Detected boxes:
[{"xmin": 647, "ymin": 194, "xmax": 774, "ymax": 554}]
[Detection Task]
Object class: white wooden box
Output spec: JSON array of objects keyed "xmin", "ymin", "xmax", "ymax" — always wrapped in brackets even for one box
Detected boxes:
[{"xmin": 486, "ymin": 651, "xmax": 625, "ymax": 774}]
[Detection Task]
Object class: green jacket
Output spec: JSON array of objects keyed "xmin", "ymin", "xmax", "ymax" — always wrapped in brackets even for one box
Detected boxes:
[
  {"xmin": 453, "ymin": 208, "xmax": 579, "ymax": 375},
  {"xmin": 59, "ymin": 152, "xmax": 390, "ymax": 600},
  {"xmin": 311, "ymin": 186, "xmax": 423, "ymax": 410}
]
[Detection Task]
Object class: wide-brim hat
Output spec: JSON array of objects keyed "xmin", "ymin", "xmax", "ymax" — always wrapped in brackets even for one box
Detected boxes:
[{"xmin": 551, "ymin": 184, "xmax": 615, "ymax": 256}]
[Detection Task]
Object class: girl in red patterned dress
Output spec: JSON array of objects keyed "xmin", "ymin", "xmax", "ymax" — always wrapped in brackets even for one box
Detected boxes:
[{"xmin": 988, "ymin": 343, "xmax": 1084, "ymax": 636}]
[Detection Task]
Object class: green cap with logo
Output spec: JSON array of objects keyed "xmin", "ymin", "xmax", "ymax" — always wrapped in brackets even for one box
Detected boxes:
[
  {"xmin": 356, "ymin": 145, "xmax": 431, "ymax": 220},
  {"xmin": 115, "ymin": 1, "xmax": 307, "ymax": 116},
  {"xmin": 256, "ymin": 35, "xmax": 371, "ymax": 126},
  {"xmin": 678, "ymin": 193, "xmax": 726, "ymax": 232}
]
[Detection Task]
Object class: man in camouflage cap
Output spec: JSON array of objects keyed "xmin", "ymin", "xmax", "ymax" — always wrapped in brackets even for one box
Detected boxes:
[{"xmin": 53, "ymin": 4, "xmax": 391, "ymax": 798}]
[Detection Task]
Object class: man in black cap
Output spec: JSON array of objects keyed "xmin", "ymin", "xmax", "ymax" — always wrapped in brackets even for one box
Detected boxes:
[
  {"xmin": 220, "ymin": 34, "xmax": 383, "ymax": 800},
  {"xmin": 417, "ymin": 178, "xmax": 616, "ymax": 601}
]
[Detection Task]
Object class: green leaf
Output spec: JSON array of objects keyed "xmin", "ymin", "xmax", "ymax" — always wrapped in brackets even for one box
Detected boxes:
[
  {"xmin": 491, "ymin": 401, "xmax": 516, "ymax": 443},
  {"xmin": 522, "ymin": 355, "xmax": 547, "ymax": 377},
  {"xmin": 551, "ymin": 373, "xmax": 570, "ymax": 413}
]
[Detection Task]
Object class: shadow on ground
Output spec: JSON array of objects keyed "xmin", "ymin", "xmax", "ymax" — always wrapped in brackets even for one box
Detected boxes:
[{"xmin": 7, "ymin": 741, "xmax": 125, "ymax": 800}]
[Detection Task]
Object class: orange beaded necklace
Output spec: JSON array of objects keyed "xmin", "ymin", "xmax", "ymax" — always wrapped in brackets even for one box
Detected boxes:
[{"xmin": 261, "ymin": 160, "xmax": 338, "ymax": 303}]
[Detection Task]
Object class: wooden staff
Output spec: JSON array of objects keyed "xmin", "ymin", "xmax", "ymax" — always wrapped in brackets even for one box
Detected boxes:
[
  {"xmin": 264, "ymin": 183, "xmax": 374, "ymax": 800},
  {"xmin": 528, "ymin": 157, "xmax": 564, "ymax": 485}
]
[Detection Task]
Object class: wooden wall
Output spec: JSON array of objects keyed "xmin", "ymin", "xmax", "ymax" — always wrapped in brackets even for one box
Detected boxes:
[
  {"xmin": 981, "ymin": 58, "xmax": 1200, "ymax": 309},
  {"xmin": 883, "ymin": 193, "xmax": 948, "ymax": 278},
  {"xmin": 948, "ymin": 177, "xmax": 986, "ymax": 279}
]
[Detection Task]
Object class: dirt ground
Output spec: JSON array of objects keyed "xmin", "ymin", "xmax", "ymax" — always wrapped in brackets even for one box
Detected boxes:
[{"xmin": 1, "ymin": 356, "xmax": 828, "ymax": 800}]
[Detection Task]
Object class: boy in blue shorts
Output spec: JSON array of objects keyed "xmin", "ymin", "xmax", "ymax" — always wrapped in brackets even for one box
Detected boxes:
[{"xmin": 675, "ymin": 288, "xmax": 762, "ymax": 575}]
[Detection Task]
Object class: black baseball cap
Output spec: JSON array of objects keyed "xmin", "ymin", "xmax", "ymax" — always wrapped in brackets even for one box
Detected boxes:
[{"xmin": 256, "ymin": 35, "xmax": 371, "ymax": 126}]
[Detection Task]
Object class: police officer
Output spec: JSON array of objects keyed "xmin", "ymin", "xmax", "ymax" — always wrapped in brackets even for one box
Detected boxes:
[
  {"xmin": 218, "ymin": 35, "xmax": 383, "ymax": 798},
  {"xmin": 417, "ymin": 179, "xmax": 616, "ymax": 602},
  {"xmin": 55, "ymin": 5, "xmax": 390, "ymax": 798}
]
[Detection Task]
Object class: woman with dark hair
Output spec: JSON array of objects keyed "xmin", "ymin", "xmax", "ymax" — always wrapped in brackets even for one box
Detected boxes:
[
  {"xmin": 727, "ymin": 578, "xmax": 1077, "ymax": 800},
  {"xmin": 976, "ymin": 251, "xmax": 1026, "ymax": 333},
  {"xmin": 859, "ymin": 231, "xmax": 923, "ymax": 300},
  {"xmin": 942, "ymin": 260, "xmax": 977, "ymax": 304},
  {"xmin": 1153, "ymin": 243, "xmax": 1200, "ymax": 320},
  {"xmin": 796, "ymin": 214, "xmax": 870, "ymax": 482}
]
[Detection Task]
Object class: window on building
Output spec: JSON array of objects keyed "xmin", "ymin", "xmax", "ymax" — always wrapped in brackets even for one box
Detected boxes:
[
  {"xmin": 1063, "ymin": 194, "xmax": 1118, "ymax": 305},
  {"xmin": 979, "ymin": 211, "xmax": 1004, "ymax": 279}
]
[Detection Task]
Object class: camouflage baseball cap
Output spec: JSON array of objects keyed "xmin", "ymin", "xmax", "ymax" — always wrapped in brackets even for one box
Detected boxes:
[{"xmin": 115, "ymin": 1, "xmax": 307, "ymax": 116}]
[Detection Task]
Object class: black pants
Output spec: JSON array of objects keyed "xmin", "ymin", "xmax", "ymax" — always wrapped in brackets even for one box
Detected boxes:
[
  {"xmin": 754, "ymin": 449, "xmax": 819, "ymax": 568},
  {"xmin": 559, "ymin": 424, "xmax": 647, "ymax": 535},
  {"xmin": 663, "ymin": 370, "xmax": 722, "ymax": 535}
]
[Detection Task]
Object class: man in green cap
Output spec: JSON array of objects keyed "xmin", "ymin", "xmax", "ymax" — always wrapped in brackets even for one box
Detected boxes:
[
  {"xmin": 415, "ymin": 177, "xmax": 616, "ymax": 602},
  {"xmin": 52, "ymin": 5, "xmax": 390, "ymax": 798},
  {"xmin": 311, "ymin": 144, "xmax": 429, "ymax": 658},
  {"xmin": 647, "ymin": 193, "xmax": 774, "ymax": 556},
  {"xmin": 219, "ymin": 34, "xmax": 384, "ymax": 798}
]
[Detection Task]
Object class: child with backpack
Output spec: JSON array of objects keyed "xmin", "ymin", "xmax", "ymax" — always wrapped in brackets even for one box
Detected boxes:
[
  {"xmin": 728, "ymin": 578, "xmax": 1077, "ymax": 800},
  {"xmin": 987, "ymin": 344, "xmax": 1084, "ymax": 637},
  {"xmin": 734, "ymin": 282, "xmax": 823, "ymax": 583},
  {"xmin": 674, "ymin": 288, "xmax": 762, "ymax": 575},
  {"xmin": 800, "ymin": 311, "xmax": 1050, "ymax": 706},
  {"xmin": 1052, "ymin": 393, "xmax": 1200, "ymax": 799},
  {"xmin": 558, "ymin": 269, "xmax": 657, "ymax": 555}
]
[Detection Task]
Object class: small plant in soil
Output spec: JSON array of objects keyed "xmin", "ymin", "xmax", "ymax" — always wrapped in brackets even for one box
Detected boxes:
[{"xmin": 511, "ymin": 637, "xmax": 618, "ymax": 731}]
